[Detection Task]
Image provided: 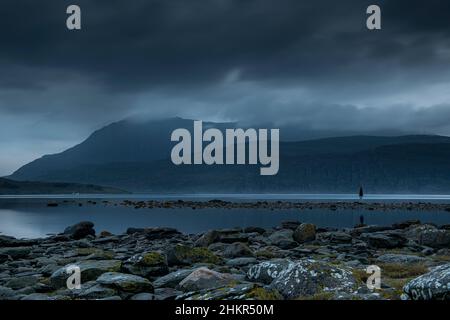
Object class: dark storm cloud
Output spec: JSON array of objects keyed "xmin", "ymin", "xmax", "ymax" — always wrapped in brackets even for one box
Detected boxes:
[
  {"xmin": 0, "ymin": 0, "xmax": 450, "ymax": 175},
  {"xmin": 0, "ymin": 0, "xmax": 449, "ymax": 90}
]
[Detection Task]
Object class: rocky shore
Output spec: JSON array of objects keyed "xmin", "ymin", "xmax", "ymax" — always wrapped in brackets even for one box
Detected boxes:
[
  {"xmin": 1, "ymin": 219, "xmax": 450, "ymax": 300},
  {"xmin": 61, "ymin": 199, "xmax": 450, "ymax": 212}
]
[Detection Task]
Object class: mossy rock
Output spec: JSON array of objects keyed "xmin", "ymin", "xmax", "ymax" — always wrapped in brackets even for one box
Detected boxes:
[
  {"xmin": 141, "ymin": 252, "xmax": 166, "ymax": 266},
  {"xmin": 167, "ymin": 245, "xmax": 222, "ymax": 266}
]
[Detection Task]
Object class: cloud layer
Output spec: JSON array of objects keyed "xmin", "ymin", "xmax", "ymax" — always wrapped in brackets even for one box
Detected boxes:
[{"xmin": 0, "ymin": 0, "xmax": 450, "ymax": 175}]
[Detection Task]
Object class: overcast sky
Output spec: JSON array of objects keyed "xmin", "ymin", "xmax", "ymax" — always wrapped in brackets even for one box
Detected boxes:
[{"xmin": 0, "ymin": 0, "xmax": 450, "ymax": 176}]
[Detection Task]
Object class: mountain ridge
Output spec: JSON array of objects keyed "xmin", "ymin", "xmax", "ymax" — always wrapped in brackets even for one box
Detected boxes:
[{"xmin": 7, "ymin": 117, "xmax": 450, "ymax": 193}]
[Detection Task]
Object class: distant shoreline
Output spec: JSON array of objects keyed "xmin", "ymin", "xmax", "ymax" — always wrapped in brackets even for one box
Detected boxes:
[{"xmin": 4, "ymin": 197, "xmax": 448, "ymax": 212}]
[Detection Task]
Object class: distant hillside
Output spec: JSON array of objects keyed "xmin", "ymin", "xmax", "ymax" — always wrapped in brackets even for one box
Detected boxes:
[
  {"xmin": 0, "ymin": 178, "xmax": 127, "ymax": 195},
  {"xmin": 8, "ymin": 118, "xmax": 450, "ymax": 193}
]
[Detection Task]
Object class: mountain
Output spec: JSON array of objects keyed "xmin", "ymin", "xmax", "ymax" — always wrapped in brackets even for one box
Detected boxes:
[
  {"xmin": 0, "ymin": 178, "xmax": 127, "ymax": 195},
  {"xmin": 8, "ymin": 118, "xmax": 450, "ymax": 193}
]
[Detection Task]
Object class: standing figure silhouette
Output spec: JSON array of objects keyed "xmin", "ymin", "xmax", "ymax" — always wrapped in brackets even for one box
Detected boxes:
[{"xmin": 359, "ymin": 186, "xmax": 364, "ymax": 200}]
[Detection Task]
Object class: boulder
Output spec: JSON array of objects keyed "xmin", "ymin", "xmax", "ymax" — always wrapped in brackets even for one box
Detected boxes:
[
  {"xmin": 178, "ymin": 267, "xmax": 234, "ymax": 292},
  {"xmin": 360, "ymin": 232, "xmax": 407, "ymax": 248},
  {"xmin": 418, "ymin": 229, "xmax": 450, "ymax": 248},
  {"xmin": 63, "ymin": 221, "xmax": 95, "ymax": 240},
  {"xmin": 247, "ymin": 259, "xmax": 292, "ymax": 285},
  {"xmin": 403, "ymin": 264, "xmax": 450, "ymax": 300},
  {"xmin": 50, "ymin": 260, "xmax": 122, "ymax": 288},
  {"xmin": 123, "ymin": 252, "xmax": 169, "ymax": 277},
  {"xmin": 268, "ymin": 229, "xmax": 297, "ymax": 249},
  {"xmin": 166, "ymin": 245, "xmax": 221, "ymax": 266},
  {"xmin": 97, "ymin": 272, "xmax": 154, "ymax": 293},
  {"xmin": 269, "ymin": 259, "xmax": 356, "ymax": 299},
  {"xmin": 405, "ymin": 224, "xmax": 437, "ymax": 242},
  {"xmin": 222, "ymin": 242, "xmax": 254, "ymax": 258},
  {"xmin": 194, "ymin": 230, "xmax": 220, "ymax": 247},
  {"xmin": 293, "ymin": 223, "xmax": 316, "ymax": 243}
]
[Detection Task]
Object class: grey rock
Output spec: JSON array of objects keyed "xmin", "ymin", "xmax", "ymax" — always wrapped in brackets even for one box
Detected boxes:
[
  {"xmin": 418, "ymin": 229, "xmax": 450, "ymax": 248},
  {"xmin": 123, "ymin": 252, "xmax": 169, "ymax": 277},
  {"xmin": 97, "ymin": 272, "xmax": 154, "ymax": 293},
  {"xmin": 247, "ymin": 259, "xmax": 292, "ymax": 284},
  {"xmin": 50, "ymin": 260, "xmax": 122, "ymax": 288},
  {"xmin": 223, "ymin": 242, "xmax": 254, "ymax": 258},
  {"xmin": 63, "ymin": 221, "xmax": 95, "ymax": 240},
  {"xmin": 269, "ymin": 259, "xmax": 356, "ymax": 299},
  {"xmin": 403, "ymin": 263, "xmax": 450, "ymax": 300},
  {"xmin": 268, "ymin": 230, "xmax": 297, "ymax": 249},
  {"xmin": 178, "ymin": 267, "xmax": 234, "ymax": 292},
  {"xmin": 181, "ymin": 283, "xmax": 256, "ymax": 300},
  {"xmin": 360, "ymin": 232, "xmax": 407, "ymax": 248},
  {"xmin": 194, "ymin": 230, "xmax": 220, "ymax": 247},
  {"xmin": 153, "ymin": 269, "xmax": 194, "ymax": 288}
]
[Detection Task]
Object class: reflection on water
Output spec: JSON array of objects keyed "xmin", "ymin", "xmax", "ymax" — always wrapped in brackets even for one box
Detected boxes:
[{"xmin": 1, "ymin": 197, "xmax": 450, "ymax": 239}]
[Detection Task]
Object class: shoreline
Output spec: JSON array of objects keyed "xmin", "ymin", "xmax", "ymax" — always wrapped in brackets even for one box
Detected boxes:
[{"xmin": 51, "ymin": 199, "xmax": 450, "ymax": 212}]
